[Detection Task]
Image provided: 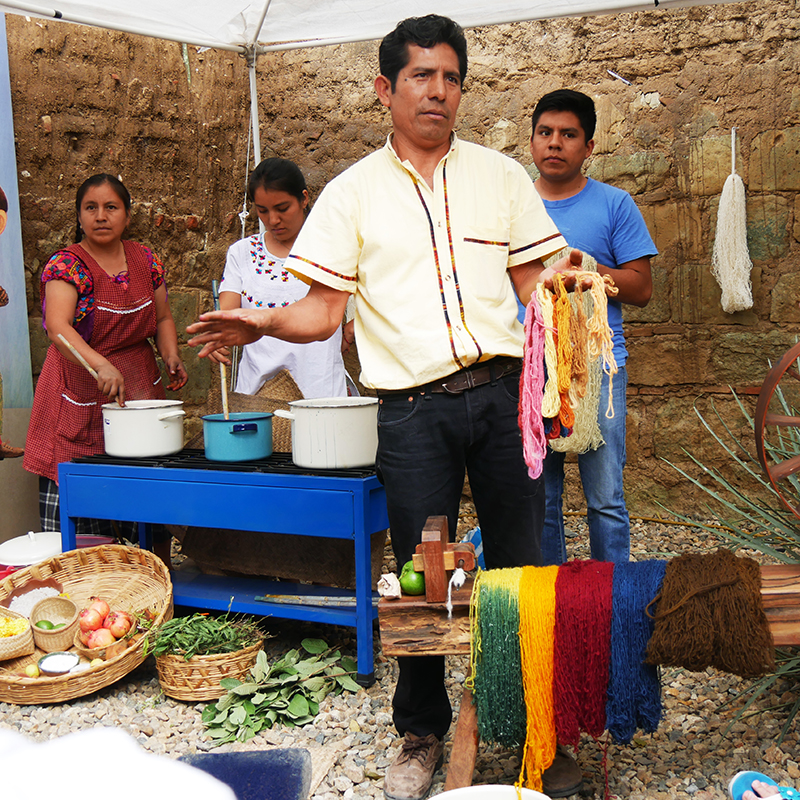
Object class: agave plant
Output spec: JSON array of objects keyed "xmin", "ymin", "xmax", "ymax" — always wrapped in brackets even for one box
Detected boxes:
[{"xmin": 661, "ymin": 388, "xmax": 800, "ymax": 562}]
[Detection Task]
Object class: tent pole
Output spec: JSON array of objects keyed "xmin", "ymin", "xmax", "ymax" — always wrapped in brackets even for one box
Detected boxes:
[{"xmin": 246, "ymin": 47, "xmax": 262, "ymax": 166}]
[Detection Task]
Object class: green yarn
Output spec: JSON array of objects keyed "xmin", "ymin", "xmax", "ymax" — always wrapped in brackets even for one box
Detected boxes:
[{"xmin": 471, "ymin": 568, "xmax": 527, "ymax": 746}]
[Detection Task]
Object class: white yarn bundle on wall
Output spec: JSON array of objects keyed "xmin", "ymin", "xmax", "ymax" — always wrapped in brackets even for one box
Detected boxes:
[{"xmin": 711, "ymin": 128, "xmax": 753, "ymax": 313}]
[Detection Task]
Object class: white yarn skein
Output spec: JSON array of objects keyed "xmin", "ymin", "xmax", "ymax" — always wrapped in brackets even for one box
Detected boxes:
[
  {"xmin": 446, "ymin": 567, "xmax": 467, "ymax": 619},
  {"xmin": 712, "ymin": 128, "xmax": 753, "ymax": 313}
]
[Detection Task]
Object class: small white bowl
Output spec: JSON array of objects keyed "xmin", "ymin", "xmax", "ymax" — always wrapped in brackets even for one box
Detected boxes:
[{"xmin": 37, "ymin": 651, "xmax": 80, "ymax": 677}]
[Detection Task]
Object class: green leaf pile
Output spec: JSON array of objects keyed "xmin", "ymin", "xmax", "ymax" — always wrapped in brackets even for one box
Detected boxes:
[
  {"xmin": 149, "ymin": 613, "xmax": 263, "ymax": 660},
  {"xmin": 201, "ymin": 638, "xmax": 362, "ymax": 745}
]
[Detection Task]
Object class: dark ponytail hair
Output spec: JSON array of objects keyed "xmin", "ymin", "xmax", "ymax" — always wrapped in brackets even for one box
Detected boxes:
[
  {"xmin": 74, "ymin": 173, "xmax": 131, "ymax": 243},
  {"xmin": 247, "ymin": 158, "xmax": 307, "ymax": 205}
]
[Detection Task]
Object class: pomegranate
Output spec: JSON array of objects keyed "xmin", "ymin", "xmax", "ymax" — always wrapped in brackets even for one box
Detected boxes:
[
  {"xmin": 88, "ymin": 596, "xmax": 110, "ymax": 619},
  {"xmin": 79, "ymin": 607, "xmax": 104, "ymax": 632},
  {"xmin": 87, "ymin": 628, "xmax": 116, "ymax": 649},
  {"xmin": 103, "ymin": 611, "xmax": 132, "ymax": 638},
  {"xmin": 79, "ymin": 628, "xmax": 93, "ymax": 646}
]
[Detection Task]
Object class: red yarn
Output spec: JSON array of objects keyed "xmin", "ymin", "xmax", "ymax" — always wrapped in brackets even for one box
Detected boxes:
[{"xmin": 553, "ymin": 560, "xmax": 615, "ymax": 745}]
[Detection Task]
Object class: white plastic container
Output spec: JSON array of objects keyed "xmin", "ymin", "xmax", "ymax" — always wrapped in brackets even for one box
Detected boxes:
[
  {"xmin": 274, "ymin": 397, "xmax": 378, "ymax": 469},
  {"xmin": 101, "ymin": 399, "xmax": 185, "ymax": 458}
]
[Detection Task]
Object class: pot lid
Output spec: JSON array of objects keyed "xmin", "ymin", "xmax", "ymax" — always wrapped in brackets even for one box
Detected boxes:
[{"xmin": 0, "ymin": 531, "xmax": 62, "ymax": 566}]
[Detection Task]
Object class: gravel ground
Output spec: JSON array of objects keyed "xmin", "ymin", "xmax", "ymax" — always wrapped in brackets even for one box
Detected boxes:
[{"xmin": 1, "ymin": 513, "xmax": 798, "ymax": 800}]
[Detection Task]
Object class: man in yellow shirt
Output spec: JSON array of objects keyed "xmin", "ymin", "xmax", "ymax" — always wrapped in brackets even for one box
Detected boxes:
[{"xmin": 190, "ymin": 14, "xmax": 582, "ymax": 800}]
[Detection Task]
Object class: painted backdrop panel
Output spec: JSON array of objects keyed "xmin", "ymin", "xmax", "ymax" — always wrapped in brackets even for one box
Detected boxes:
[{"xmin": 0, "ymin": 13, "xmax": 33, "ymax": 410}]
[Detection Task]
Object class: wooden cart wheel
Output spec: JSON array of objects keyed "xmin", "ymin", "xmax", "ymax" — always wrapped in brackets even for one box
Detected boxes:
[{"xmin": 755, "ymin": 341, "xmax": 800, "ymax": 521}]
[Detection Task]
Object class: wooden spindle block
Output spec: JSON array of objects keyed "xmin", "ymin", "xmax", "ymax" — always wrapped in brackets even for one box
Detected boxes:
[{"xmin": 419, "ymin": 516, "xmax": 449, "ymax": 604}]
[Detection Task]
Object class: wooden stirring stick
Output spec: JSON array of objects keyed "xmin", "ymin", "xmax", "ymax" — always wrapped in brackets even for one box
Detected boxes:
[
  {"xmin": 57, "ymin": 333, "xmax": 99, "ymax": 379},
  {"xmin": 211, "ymin": 280, "xmax": 230, "ymax": 420}
]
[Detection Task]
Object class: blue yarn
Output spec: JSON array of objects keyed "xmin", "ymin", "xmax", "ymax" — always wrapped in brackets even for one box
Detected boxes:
[{"xmin": 606, "ymin": 560, "xmax": 667, "ymax": 743}]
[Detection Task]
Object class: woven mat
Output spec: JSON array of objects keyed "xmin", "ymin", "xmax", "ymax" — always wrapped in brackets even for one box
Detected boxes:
[{"xmin": 188, "ymin": 368, "xmax": 303, "ymax": 452}]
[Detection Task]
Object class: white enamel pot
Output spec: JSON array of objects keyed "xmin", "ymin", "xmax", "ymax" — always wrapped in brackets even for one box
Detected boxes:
[
  {"xmin": 273, "ymin": 397, "xmax": 378, "ymax": 469},
  {"xmin": 101, "ymin": 399, "xmax": 185, "ymax": 458}
]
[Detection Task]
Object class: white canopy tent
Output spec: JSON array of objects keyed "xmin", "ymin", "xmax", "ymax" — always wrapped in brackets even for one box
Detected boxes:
[{"xmin": 0, "ymin": 0, "xmax": 732, "ymax": 164}]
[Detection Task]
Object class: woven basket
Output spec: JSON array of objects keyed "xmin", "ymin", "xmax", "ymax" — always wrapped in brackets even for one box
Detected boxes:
[
  {"xmin": 30, "ymin": 596, "xmax": 79, "ymax": 653},
  {"xmin": 155, "ymin": 639, "xmax": 263, "ymax": 701},
  {"xmin": 0, "ymin": 545, "xmax": 173, "ymax": 704},
  {"xmin": 0, "ymin": 607, "xmax": 34, "ymax": 661}
]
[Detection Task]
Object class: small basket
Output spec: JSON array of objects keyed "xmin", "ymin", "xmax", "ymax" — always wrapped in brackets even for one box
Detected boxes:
[
  {"xmin": 30, "ymin": 597, "xmax": 79, "ymax": 653},
  {"xmin": 73, "ymin": 624, "xmax": 134, "ymax": 661},
  {"xmin": 155, "ymin": 640, "xmax": 264, "ymax": 701},
  {"xmin": 0, "ymin": 607, "xmax": 34, "ymax": 661}
]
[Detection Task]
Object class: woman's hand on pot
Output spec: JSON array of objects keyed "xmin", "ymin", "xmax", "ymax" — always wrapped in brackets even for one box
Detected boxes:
[
  {"xmin": 164, "ymin": 355, "xmax": 188, "ymax": 391},
  {"xmin": 95, "ymin": 362, "xmax": 126, "ymax": 406},
  {"xmin": 187, "ymin": 308, "xmax": 272, "ymax": 358}
]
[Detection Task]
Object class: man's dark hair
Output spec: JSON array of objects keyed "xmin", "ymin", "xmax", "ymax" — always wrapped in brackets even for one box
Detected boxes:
[
  {"xmin": 247, "ymin": 157, "xmax": 307, "ymax": 204},
  {"xmin": 379, "ymin": 15, "xmax": 467, "ymax": 91},
  {"xmin": 531, "ymin": 89, "xmax": 597, "ymax": 142}
]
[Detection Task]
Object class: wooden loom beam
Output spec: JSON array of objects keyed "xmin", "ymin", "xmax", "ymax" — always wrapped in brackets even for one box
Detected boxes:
[{"xmin": 378, "ymin": 563, "xmax": 800, "ymax": 790}]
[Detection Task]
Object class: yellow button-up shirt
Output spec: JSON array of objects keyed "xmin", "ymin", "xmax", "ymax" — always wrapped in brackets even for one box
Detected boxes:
[{"xmin": 288, "ymin": 135, "xmax": 567, "ymax": 390}]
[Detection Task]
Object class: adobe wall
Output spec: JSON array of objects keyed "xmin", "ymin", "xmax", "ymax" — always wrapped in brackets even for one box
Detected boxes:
[{"xmin": 5, "ymin": 0, "xmax": 800, "ymax": 519}]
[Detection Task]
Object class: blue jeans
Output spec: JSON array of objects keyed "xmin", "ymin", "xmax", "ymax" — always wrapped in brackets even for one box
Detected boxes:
[
  {"xmin": 541, "ymin": 367, "xmax": 630, "ymax": 564},
  {"xmin": 376, "ymin": 369, "xmax": 544, "ymax": 738}
]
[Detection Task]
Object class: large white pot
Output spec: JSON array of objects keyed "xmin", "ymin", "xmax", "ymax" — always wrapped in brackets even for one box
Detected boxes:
[
  {"xmin": 273, "ymin": 397, "xmax": 378, "ymax": 469},
  {"xmin": 101, "ymin": 399, "xmax": 185, "ymax": 458}
]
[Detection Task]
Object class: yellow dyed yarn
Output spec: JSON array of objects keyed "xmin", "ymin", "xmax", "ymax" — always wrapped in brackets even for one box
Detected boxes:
[
  {"xmin": 552, "ymin": 274, "xmax": 573, "ymax": 396},
  {"xmin": 537, "ymin": 283, "xmax": 560, "ymax": 418},
  {"xmin": 517, "ymin": 564, "xmax": 559, "ymax": 792}
]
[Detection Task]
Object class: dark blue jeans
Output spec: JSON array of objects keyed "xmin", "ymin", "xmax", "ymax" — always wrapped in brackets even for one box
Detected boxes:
[{"xmin": 376, "ymin": 371, "xmax": 544, "ymax": 738}]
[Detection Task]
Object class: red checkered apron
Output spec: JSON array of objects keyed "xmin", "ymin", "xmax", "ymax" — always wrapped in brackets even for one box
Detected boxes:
[{"xmin": 24, "ymin": 241, "xmax": 165, "ymax": 483}]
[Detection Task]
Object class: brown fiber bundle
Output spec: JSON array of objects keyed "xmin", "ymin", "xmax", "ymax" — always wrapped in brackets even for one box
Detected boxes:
[{"xmin": 645, "ymin": 549, "xmax": 774, "ymax": 678}]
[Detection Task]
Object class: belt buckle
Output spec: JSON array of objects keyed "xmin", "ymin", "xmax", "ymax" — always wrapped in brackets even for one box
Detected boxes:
[{"xmin": 442, "ymin": 369, "xmax": 475, "ymax": 395}]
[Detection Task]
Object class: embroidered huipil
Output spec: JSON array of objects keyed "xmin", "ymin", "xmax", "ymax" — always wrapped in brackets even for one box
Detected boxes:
[
  {"xmin": 287, "ymin": 134, "xmax": 567, "ymax": 391},
  {"xmin": 220, "ymin": 233, "xmax": 346, "ymax": 398},
  {"xmin": 24, "ymin": 241, "xmax": 165, "ymax": 483}
]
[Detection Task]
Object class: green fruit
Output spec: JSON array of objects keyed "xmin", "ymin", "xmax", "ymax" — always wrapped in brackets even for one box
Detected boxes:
[
  {"xmin": 398, "ymin": 561, "xmax": 425, "ymax": 595},
  {"xmin": 35, "ymin": 620, "xmax": 54, "ymax": 630}
]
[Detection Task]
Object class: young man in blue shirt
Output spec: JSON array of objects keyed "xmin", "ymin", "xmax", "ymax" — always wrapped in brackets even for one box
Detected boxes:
[{"xmin": 530, "ymin": 89, "xmax": 657, "ymax": 565}]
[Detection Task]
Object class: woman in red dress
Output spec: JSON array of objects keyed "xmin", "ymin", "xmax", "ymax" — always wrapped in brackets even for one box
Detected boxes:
[{"xmin": 24, "ymin": 174, "xmax": 187, "ymax": 556}]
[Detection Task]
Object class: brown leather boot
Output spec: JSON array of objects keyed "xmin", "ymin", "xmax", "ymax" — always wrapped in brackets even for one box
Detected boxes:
[
  {"xmin": 384, "ymin": 733, "xmax": 444, "ymax": 800},
  {"xmin": 0, "ymin": 440, "xmax": 24, "ymax": 459},
  {"xmin": 542, "ymin": 744, "xmax": 583, "ymax": 798}
]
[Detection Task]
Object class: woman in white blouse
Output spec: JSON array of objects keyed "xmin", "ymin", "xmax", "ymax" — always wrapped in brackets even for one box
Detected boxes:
[{"xmin": 212, "ymin": 158, "xmax": 349, "ymax": 398}]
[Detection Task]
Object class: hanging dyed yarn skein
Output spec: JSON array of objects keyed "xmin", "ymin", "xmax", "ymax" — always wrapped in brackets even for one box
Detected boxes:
[
  {"xmin": 711, "ymin": 127, "xmax": 753, "ymax": 313},
  {"xmin": 548, "ymin": 249, "xmax": 605, "ymax": 454}
]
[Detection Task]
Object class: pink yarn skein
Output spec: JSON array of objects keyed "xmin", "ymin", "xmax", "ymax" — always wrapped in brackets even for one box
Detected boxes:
[{"xmin": 519, "ymin": 292, "xmax": 547, "ymax": 479}]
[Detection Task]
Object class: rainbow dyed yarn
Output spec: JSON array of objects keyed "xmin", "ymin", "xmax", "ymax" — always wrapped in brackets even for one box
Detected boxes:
[{"xmin": 469, "ymin": 553, "xmax": 776, "ymax": 790}]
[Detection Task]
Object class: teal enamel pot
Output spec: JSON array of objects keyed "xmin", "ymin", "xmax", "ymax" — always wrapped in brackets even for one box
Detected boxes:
[{"xmin": 202, "ymin": 412, "xmax": 273, "ymax": 461}]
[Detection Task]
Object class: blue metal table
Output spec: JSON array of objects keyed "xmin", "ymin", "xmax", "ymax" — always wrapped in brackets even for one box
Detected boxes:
[{"xmin": 58, "ymin": 451, "xmax": 389, "ymax": 685}]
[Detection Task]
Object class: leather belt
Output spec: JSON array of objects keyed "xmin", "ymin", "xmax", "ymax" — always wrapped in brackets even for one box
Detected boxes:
[{"xmin": 377, "ymin": 356, "xmax": 522, "ymax": 398}]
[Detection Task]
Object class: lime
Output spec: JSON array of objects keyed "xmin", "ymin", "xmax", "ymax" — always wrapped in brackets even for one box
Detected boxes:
[
  {"xmin": 399, "ymin": 560, "xmax": 425, "ymax": 596},
  {"xmin": 52, "ymin": 623, "xmax": 65, "ymax": 629},
  {"xmin": 24, "ymin": 664, "xmax": 39, "ymax": 678},
  {"xmin": 35, "ymin": 620, "xmax": 54, "ymax": 630}
]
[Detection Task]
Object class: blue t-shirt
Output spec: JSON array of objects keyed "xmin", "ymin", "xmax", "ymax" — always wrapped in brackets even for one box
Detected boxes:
[{"xmin": 517, "ymin": 178, "xmax": 657, "ymax": 367}]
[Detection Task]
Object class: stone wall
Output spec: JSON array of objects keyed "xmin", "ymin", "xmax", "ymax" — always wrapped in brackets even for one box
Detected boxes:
[{"xmin": 6, "ymin": 0, "xmax": 800, "ymax": 519}]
